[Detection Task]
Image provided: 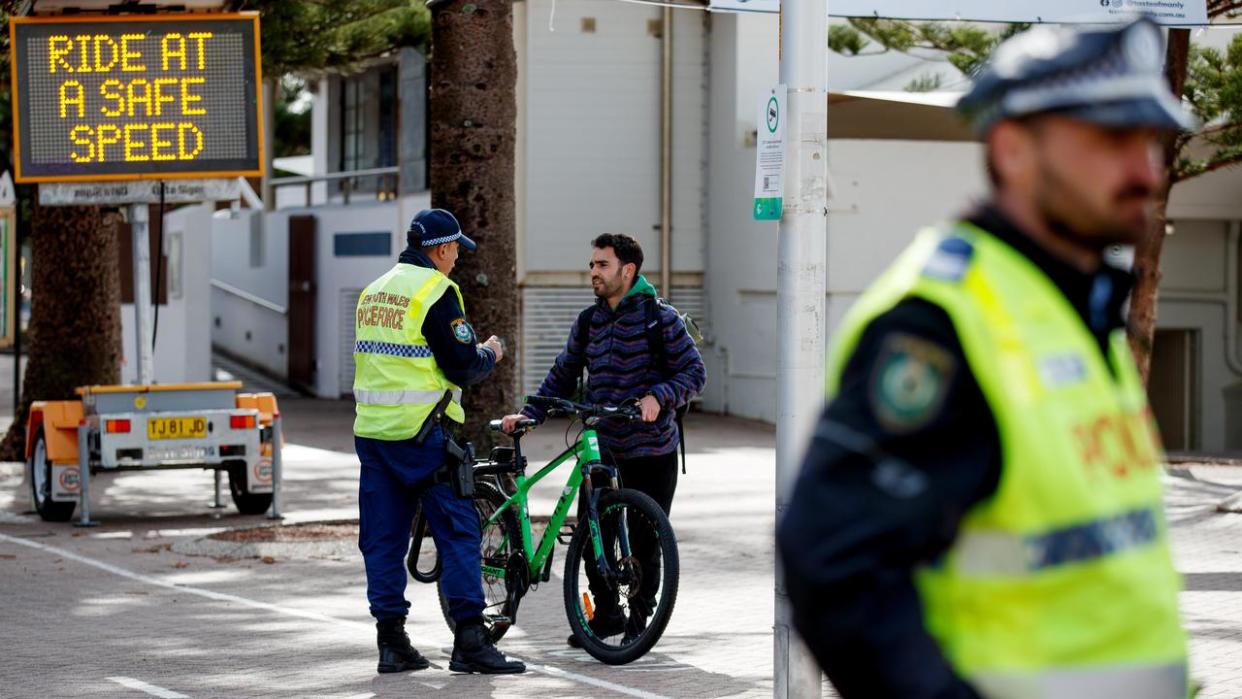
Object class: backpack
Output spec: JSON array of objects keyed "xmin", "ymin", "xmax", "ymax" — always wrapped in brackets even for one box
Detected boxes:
[{"xmin": 574, "ymin": 297, "xmax": 701, "ymax": 473}]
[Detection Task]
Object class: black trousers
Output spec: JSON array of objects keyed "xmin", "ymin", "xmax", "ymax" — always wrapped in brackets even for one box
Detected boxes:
[{"xmin": 580, "ymin": 450, "xmax": 678, "ymax": 617}]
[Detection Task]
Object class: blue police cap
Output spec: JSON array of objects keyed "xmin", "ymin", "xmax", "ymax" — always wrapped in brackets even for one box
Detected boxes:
[
  {"xmin": 957, "ymin": 18, "xmax": 1195, "ymax": 134},
  {"xmin": 408, "ymin": 208, "xmax": 477, "ymax": 251}
]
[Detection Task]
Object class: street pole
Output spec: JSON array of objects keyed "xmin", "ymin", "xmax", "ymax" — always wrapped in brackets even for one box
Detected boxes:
[
  {"xmin": 774, "ymin": 1, "xmax": 828, "ymax": 698},
  {"xmin": 130, "ymin": 203, "xmax": 154, "ymax": 386}
]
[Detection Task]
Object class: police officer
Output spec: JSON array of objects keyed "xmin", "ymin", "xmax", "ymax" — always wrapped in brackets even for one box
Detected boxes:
[
  {"xmin": 354, "ymin": 208, "xmax": 524, "ymax": 675},
  {"xmin": 777, "ymin": 18, "xmax": 1192, "ymax": 699}
]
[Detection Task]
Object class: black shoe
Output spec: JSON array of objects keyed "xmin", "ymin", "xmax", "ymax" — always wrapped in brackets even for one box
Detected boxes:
[
  {"xmin": 450, "ymin": 622, "xmax": 526, "ymax": 674},
  {"xmin": 623, "ymin": 597, "xmax": 655, "ymax": 642},
  {"xmin": 376, "ymin": 618, "xmax": 430, "ymax": 674},
  {"xmin": 566, "ymin": 607, "xmax": 626, "ymax": 648}
]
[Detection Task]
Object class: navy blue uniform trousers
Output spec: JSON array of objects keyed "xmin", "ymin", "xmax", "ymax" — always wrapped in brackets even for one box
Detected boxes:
[{"xmin": 356, "ymin": 426, "xmax": 485, "ymax": 623}]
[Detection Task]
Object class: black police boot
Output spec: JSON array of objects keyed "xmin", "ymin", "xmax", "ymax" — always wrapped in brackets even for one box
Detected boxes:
[
  {"xmin": 376, "ymin": 618, "xmax": 430, "ymax": 674},
  {"xmin": 566, "ymin": 605, "xmax": 626, "ymax": 648},
  {"xmin": 449, "ymin": 620, "xmax": 526, "ymax": 674}
]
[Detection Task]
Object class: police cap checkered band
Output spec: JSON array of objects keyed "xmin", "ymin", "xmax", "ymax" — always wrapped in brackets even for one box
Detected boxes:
[{"xmin": 406, "ymin": 208, "xmax": 478, "ymax": 251}]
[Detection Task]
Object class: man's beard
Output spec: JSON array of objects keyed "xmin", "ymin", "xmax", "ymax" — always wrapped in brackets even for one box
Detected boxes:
[
  {"xmin": 592, "ymin": 278, "xmax": 620, "ymax": 299},
  {"xmin": 1035, "ymin": 160, "xmax": 1154, "ymax": 251}
]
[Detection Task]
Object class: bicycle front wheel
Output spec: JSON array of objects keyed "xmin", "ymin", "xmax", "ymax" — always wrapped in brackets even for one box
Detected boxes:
[{"xmin": 563, "ymin": 488, "xmax": 679, "ymax": 665}]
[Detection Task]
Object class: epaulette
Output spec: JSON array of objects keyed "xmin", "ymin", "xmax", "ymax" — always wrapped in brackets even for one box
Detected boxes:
[{"xmin": 921, "ymin": 235, "xmax": 975, "ymax": 282}]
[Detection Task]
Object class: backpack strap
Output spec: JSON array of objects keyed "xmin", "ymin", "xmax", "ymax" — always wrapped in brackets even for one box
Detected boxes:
[
  {"xmin": 645, "ymin": 297, "xmax": 687, "ymax": 474},
  {"xmin": 575, "ymin": 305, "xmax": 595, "ymax": 356},
  {"xmin": 574, "ymin": 305, "xmax": 596, "ymax": 394},
  {"xmin": 644, "ymin": 297, "xmax": 668, "ymax": 377}
]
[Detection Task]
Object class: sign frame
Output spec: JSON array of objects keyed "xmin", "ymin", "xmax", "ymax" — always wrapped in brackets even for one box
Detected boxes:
[
  {"xmin": 38, "ymin": 177, "xmax": 241, "ymax": 206},
  {"xmin": 8, "ymin": 12, "xmax": 265, "ymax": 184}
]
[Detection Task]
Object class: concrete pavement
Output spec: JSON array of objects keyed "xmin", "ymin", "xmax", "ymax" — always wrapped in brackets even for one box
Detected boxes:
[
  {"xmin": 2, "ymin": 352, "xmax": 1242, "ymax": 697},
  {"xmin": 0, "ymin": 401, "xmax": 778, "ymax": 699}
]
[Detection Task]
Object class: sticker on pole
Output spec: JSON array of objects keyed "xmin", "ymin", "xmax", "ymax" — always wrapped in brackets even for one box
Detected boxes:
[{"xmin": 753, "ymin": 86, "xmax": 786, "ymax": 221}]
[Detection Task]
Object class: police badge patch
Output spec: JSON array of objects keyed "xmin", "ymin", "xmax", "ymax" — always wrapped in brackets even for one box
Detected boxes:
[
  {"xmin": 451, "ymin": 318, "xmax": 475, "ymax": 344},
  {"xmin": 870, "ymin": 333, "xmax": 956, "ymax": 434}
]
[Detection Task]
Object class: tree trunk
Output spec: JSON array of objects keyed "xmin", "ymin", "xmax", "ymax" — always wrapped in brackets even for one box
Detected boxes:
[
  {"xmin": 429, "ymin": 1, "xmax": 518, "ymax": 448},
  {"xmin": 0, "ymin": 203, "xmax": 122, "ymax": 461},
  {"xmin": 1128, "ymin": 28, "xmax": 1190, "ymax": 385}
]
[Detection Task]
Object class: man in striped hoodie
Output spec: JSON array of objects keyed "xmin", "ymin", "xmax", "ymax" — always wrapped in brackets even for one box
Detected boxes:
[{"xmin": 501, "ymin": 233, "xmax": 706, "ymax": 645}]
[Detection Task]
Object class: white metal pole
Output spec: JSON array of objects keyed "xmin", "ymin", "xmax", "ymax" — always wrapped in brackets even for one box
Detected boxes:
[
  {"xmin": 774, "ymin": 1, "xmax": 828, "ymax": 698},
  {"xmin": 130, "ymin": 203, "xmax": 154, "ymax": 386},
  {"xmin": 129, "ymin": 202, "xmax": 154, "ymax": 387}
]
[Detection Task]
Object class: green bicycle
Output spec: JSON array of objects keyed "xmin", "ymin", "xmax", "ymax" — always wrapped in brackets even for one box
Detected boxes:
[{"xmin": 407, "ymin": 395, "xmax": 680, "ymax": 665}]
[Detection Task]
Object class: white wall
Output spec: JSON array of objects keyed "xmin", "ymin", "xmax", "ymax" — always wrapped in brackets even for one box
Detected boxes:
[
  {"xmin": 211, "ymin": 207, "xmax": 289, "ymax": 378},
  {"xmin": 120, "ymin": 203, "xmax": 213, "ymax": 385},
  {"xmin": 1156, "ymin": 216, "xmax": 1242, "ymax": 453},
  {"xmin": 523, "ymin": 0, "xmax": 707, "ymax": 278}
]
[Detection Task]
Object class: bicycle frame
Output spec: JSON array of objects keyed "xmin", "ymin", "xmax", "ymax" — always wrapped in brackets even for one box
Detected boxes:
[{"xmin": 481, "ymin": 426, "xmax": 631, "ymax": 585}]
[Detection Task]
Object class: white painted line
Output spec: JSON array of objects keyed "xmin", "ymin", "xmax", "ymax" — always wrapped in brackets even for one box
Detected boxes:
[
  {"xmin": 519, "ymin": 661, "xmax": 671, "ymax": 699},
  {"xmin": 0, "ymin": 532, "xmax": 371, "ymax": 631},
  {"xmin": 106, "ymin": 676, "xmax": 189, "ymax": 698},
  {"xmin": 0, "ymin": 533, "xmax": 671, "ymax": 699}
]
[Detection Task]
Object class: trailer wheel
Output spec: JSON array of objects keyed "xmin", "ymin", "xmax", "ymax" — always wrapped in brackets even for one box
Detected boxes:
[
  {"xmin": 28, "ymin": 428, "xmax": 76, "ymax": 522},
  {"xmin": 226, "ymin": 464, "xmax": 273, "ymax": 515}
]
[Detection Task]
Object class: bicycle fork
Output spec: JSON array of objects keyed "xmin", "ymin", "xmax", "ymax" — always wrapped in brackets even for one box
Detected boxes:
[{"xmin": 583, "ymin": 463, "xmax": 633, "ymax": 588}]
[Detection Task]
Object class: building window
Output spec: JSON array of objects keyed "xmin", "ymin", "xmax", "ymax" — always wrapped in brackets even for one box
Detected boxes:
[
  {"xmin": 340, "ymin": 77, "xmax": 364, "ymax": 173},
  {"xmin": 378, "ymin": 67, "xmax": 397, "ymax": 169}
]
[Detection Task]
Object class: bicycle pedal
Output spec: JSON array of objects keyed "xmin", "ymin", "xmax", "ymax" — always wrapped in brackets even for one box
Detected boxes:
[
  {"xmin": 557, "ymin": 521, "xmax": 576, "ymax": 545},
  {"xmin": 490, "ymin": 617, "xmax": 513, "ymax": 634}
]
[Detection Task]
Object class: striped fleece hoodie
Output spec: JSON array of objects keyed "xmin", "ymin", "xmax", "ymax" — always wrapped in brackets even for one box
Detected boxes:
[{"xmin": 522, "ymin": 275, "xmax": 707, "ymax": 461}]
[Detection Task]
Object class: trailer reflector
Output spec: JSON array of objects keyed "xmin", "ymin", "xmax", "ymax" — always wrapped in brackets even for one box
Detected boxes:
[{"xmin": 230, "ymin": 415, "xmax": 256, "ymax": 430}]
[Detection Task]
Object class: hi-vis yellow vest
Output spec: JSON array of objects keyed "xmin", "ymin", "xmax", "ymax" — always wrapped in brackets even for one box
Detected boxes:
[
  {"xmin": 827, "ymin": 224, "xmax": 1188, "ymax": 699},
  {"xmin": 353, "ymin": 264, "xmax": 466, "ymax": 441}
]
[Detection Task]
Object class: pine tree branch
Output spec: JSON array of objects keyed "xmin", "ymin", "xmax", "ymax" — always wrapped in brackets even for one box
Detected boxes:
[
  {"xmin": 1174, "ymin": 150, "xmax": 1242, "ymax": 182},
  {"xmin": 1208, "ymin": 1, "xmax": 1242, "ymax": 17}
]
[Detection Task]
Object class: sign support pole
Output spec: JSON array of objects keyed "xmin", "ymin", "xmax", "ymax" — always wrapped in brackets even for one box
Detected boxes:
[
  {"xmin": 130, "ymin": 203, "xmax": 154, "ymax": 386},
  {"xmin": 774, "ymin": 0, "xmax": 829, "ymax": 697}
]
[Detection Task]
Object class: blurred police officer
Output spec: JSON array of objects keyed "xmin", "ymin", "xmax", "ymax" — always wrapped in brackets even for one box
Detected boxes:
[
  {"xmin": 354, "ymin": 208, "xmax": 524, "ymax": 675},
  {"xmin": 777, "ymin": 18, "xmax": 1192, "ymax": 699}
]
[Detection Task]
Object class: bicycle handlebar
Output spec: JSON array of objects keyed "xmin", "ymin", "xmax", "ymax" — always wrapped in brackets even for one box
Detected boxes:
[
  {"xmin": 523, "ymin": 395, "xmax": 642, "ymax": 421},
  {"xmin": 488, "ymin": 417, "xmax": 537, "ymax": 433}
]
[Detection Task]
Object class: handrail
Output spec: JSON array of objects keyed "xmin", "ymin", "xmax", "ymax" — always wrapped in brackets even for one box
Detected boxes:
[
  {"xmin": 270, "ymin": 166, "xmax": 400, "ymax": 207},
  {"xmin": 211, "ymin": 279, "xmax": 287, "ymax": 315},
  {"xmin": 270, "ymin": 166, "xmax": 399, "ymax": 187}
]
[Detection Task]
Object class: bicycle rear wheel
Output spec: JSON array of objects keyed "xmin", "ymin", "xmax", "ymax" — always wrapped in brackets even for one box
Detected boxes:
[
  {"xmin": 437, "ymin": 481, "xmax": 521, "ymax": 643},
  {"xmin": 563, "ymin": 488, "xmax": 679, "ymax": 665}
]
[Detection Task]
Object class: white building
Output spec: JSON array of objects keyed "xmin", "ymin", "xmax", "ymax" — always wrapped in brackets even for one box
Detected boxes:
[{"xmin": 198, "ymin": 2, "xmax": 1242, "ymax": 454}]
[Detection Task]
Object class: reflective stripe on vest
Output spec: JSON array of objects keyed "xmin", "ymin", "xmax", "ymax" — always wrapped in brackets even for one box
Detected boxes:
[
  {"xmin": 953, "ymin": 506, "xmax": 1160, "ymax": 576},
  {"xmin": 973, "ymin": 662, "xmax": 1187, "ymax": 699},
  {"xmin": 353, "ymin": 388, "xmax": 463, "ymax": 405},
  {"xmin": 355, "ymin": 340, "xmax": 434, "ymax": 359}
]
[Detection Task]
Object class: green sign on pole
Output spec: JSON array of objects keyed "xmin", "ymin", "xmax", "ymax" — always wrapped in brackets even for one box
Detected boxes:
[{"xmin": 753, "ymin": 86, "xmax": 786, "ymax": 221}]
